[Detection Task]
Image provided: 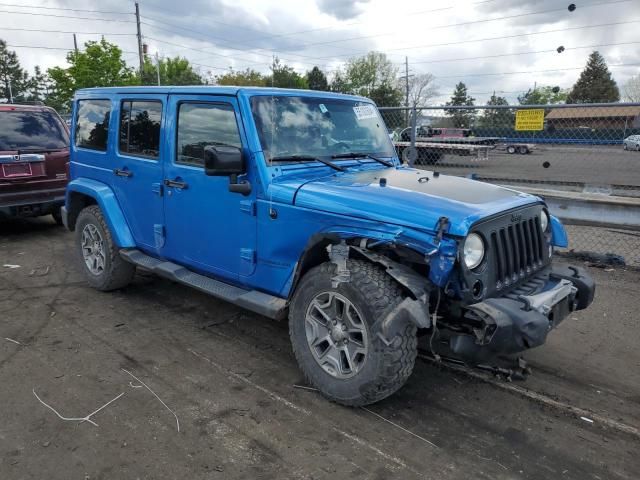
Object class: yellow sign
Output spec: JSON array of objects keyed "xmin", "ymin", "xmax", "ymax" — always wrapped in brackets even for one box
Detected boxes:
[{"xmin": 515, "ymin": 109, "xmax": 545, "ymax": 131}]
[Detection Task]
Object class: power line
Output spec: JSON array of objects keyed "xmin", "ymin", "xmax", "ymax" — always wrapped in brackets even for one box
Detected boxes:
[
  {"xmin": 0, "ymin": 9, "xmax": 135, "ymax": 22},
  {"xmin": 0, "ymin": 27, "xmax": 136, "ymax": 36},
  {"xmin": 140, "ymin": 20, "xmax": 323, "ymax": 65},
  {"xmin": 5, "ymin": 43, "xmax": 138, "ymax": 55},
  {"xmin": 272, "ymin": 0, "xmax": 631, "ymax": 53},
  {"xmin": 402, "ymin": 41, "xmax": 640, "ymax": 66},
  {"xmin": 0, "ymin": 3, "xmax": 130, "ymax": 15},
  {"xmin": 431, "ymin": 62, "xmax": 640, "ymax": 79},
  {"xmin": 312, "ymin": 19, "xmax": 640, "ymax": 60}
]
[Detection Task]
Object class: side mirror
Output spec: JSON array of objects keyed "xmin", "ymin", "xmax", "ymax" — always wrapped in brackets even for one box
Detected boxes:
[
  {"xmin": 204, "ymin": 145, "xmax": 252, "ymax": 195},
  {"xmin": 204, "ymin": 145, "xmax": 244, "ymax": 176}
]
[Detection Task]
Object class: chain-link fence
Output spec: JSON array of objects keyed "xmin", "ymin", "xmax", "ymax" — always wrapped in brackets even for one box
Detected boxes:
[{"xmin": 379, "ymin": 103, "xmax": 640, "ymax": 267}]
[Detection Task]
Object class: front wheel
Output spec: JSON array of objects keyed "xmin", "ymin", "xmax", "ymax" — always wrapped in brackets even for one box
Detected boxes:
[
  {"xmin": 289, "ymin": 259, "xmax": 417, "ymax": 406},
  {"xmin": 75, "ymin": 205, "xmax": 135, "ymax": 291}
]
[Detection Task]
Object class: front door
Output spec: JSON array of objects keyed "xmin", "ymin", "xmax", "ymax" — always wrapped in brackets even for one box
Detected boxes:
[
  {"xmin": 162, "ymin": 95, "xmax": 256, "ymax": 283},
  {"xmin": 110, "ymin": 95, "xmax": 165, "ymax": 251}
]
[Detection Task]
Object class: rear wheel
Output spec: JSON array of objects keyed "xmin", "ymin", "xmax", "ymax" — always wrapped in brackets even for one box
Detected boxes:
[
  {"xmin": 75, "ymin": 205, "xmax": 135, "ymax": 291},
  {"xmin": 623, "ymin": 143, "xmax": 628, "ymax": 150},
  {"xmin": 517, "ymin": 146, "xmax": 529, "ymax": 154},
  {"xmin": 507, "ymin": 146, "xmax": 516, "ymax": 154},
  {"xmin": 289, "ymin": 259, "xmax": 417, "ymax": 406}
]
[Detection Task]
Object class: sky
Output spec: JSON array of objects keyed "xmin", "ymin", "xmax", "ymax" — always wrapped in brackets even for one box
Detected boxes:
[{"xmin": 2, "ymin": 0, "xmax": 639, "ymax": 104}]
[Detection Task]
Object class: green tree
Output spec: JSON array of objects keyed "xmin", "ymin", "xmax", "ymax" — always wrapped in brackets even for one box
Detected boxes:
[
  {"xmin": 47, "ymin": 38, "xmax": 137, "ymax": 112},
  {"xmin": 329, "ymin": 71, "xmax": 349, "ymax": 93},
  {"xmin": 306, "ymin": 66, "xmax": 328, "ymax": 91},
  {"xmin": 0, "ymin": 39, "xmax": 30, "ymax": 102},
  {"xmin": 566, "ymin": 51, "xmax": 620, "ymax": 104},
  {"xmin": 215, "ymin": 68, "xmax": 267, "ymax": 86},
  {"xmin": 342, "ymin": 52, "xmax": 400, "ymax": 101},
  {"xmin": 480, "ymin": 93, "xmax": 512, "ymax": 128},
  {"xmin": 369, "ymin": 83, "xmax": 403, "ymax": 108},
  {"xmin": 142, "ymin": 55, "xmax": 203, "ymax": 85},
  {"xmin": 445, "ymin": 82, "xmax": 476, "ymax": 128},
  {"xmin": 518, "ymin": 85, "xmax": 568, "ymax": 105},
  {"xmin": 267, "ymin": 58, "xmax": 307, "ymax": 89},
  {"xmin": 27, "ymin": 65, "xmax": 50, "ymax": 102}
]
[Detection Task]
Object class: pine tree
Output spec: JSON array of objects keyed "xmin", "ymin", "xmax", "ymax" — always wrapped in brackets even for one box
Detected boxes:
[
  {"xmin": 480, "ymin": 93, "xmax": 512, "ymax": 128},
  {"xmin": 445, "ymin": 82, "xmax": 476, "ymax": 128},
  {"xmin": 0, "ymin": 39, "xmax": 29, "ymax": 102},
  {"xmin": 567, "ymin": 51, "xmax": 620, "ymax": 104},
  {"xmin": 306, "ymin": 66, "xmax": 328, "ymax": 91}
]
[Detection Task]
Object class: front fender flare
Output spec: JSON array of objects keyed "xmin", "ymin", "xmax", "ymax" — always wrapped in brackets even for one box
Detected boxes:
[{"xmin": 66, "ymin": 178, "xmax": 135, "ymax": 248}]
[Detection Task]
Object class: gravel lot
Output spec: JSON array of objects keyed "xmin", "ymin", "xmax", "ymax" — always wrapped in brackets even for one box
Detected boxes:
[{"xmin": 1, "ymin": 217, "xmax": 640, "ymax": 480}]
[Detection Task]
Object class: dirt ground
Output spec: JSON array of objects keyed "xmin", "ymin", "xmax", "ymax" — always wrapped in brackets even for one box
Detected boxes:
[{"xmin": 1, "ymin": 217, "xmax": 639, "ymax": 480}]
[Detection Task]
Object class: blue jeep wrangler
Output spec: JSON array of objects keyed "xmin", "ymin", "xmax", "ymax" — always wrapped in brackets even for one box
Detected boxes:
[{"xmin": 63, "ymin": 86, "xmax": 595, "ymax": 406}]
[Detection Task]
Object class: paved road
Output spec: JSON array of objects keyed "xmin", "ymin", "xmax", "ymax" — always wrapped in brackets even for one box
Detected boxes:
[
  {"xmin": 433, "ymin": 145, "xmax": 640, "ymax": 190},
  {"xmin": 1, "ymin": 218, "xmax": 639, "ymax": 479}
]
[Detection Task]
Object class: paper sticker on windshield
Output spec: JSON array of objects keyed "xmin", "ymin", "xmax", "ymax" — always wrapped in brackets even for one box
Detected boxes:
[
  {"xmin": 353, "ymin": 105, "xmax": 376, "ymax": 120},
  {"xmin": 319, "ymin": 103, "xmax": 328, "ymax": 113}
]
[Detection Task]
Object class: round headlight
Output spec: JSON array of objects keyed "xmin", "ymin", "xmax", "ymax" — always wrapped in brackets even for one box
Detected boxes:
[
  {"xmin": 540, "ymin": 210, "xmax": 549, "ymax": 232},
  {"xmin": 463, "ymin": 233, "xmax": 485, "ymax": 270}
]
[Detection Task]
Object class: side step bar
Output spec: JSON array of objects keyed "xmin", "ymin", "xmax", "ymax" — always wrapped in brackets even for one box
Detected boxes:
[{"xmin": 120, "ymin": 249, "xmax": 288, "ymax": 320}]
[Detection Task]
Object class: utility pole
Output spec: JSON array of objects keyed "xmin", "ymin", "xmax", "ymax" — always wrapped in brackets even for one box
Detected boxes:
[
  {"xmin": 404, "ymin": 56, "xmax": 410, "ymax": 109},
  {"xmin": 155, "ymin": 52, "xmax": 161, "ymax": 86},
  {"xmin": 135, "ymin": 3, "xmax": 144, "ymax": 78},
  {"xmin": 398, "ymin": 56, "xmax": 414, "ymax": 127},
  {"xmin": 73, "ymin": 34, "xmax": 78, "ymax": 54}
]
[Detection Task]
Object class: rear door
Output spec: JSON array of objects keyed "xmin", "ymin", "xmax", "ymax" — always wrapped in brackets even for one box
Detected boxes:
[
  {"xmin": 161, "ymin": 94, "xmax": 257, "ymax": 282},
  {"xmin": 109, "ymin": 96, "xmax": 165, "ymax": 251}
]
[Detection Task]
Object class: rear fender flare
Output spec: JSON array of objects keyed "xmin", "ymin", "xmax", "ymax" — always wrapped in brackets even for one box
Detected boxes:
[{"xmin": 66, "ymin": 178, "xmax": 135, "ymax": 248}]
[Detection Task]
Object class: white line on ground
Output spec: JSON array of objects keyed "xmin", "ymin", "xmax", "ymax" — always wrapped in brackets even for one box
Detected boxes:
[
  {"xmin": 188, "ymin": 348, "xmax": 423, "ymax": 476},
  {"xmin": 418, "ymin": 354, "xmax": 640, "ymax": 439}
]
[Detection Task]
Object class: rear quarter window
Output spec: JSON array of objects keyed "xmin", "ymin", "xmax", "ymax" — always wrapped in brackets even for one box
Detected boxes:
[
  {"xmin": 119, "ymin": 100, "xmax": 162, "ymax": 159},
  {"xmin": 0, "ymin": 109, "xmax": 68, "ymax": 151},
  {"xmin": 76, "ymin": 100, "xmax": 111, "ymax": 151}
]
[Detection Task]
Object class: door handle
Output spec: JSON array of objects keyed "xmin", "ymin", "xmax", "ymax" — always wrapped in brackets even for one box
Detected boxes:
[
  {"xmin": 113, "ymin": 168, "xmax": 133, "ymax": 178},
  {"xmin": 164, "ymin": 178, "xmax": 188, "ymax": 190}
]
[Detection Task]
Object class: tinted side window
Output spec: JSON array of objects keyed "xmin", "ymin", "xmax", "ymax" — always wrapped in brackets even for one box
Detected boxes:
[
  {"xmin": 119, "ymin": 101, "xmax": 162, "ymax": 159},
  {"xmin": 76, "ymin": 100, "xmax": 111, "ymax": 151},
  {"xmin": 176, "ymin": 103, "xmax": 241, "ymax": 167}
]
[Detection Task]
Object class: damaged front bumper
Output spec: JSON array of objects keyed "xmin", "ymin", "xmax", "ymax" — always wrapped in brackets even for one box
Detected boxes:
[{"xmin": 449, "ymin": 265, "xmax": 595, "ymax": 361}]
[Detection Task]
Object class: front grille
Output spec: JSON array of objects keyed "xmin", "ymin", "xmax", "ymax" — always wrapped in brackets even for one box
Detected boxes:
[{"xmin": 489, "ymin": 215, "xmax": 546, "ymax": 290}]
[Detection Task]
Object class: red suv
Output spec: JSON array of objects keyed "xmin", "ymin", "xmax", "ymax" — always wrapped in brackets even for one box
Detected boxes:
[{"xmin": 0, "ymin": 103, "xmax": 69, "ymax": 224}]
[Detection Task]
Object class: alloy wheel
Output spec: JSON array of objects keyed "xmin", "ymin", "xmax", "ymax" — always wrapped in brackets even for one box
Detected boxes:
[{"xmin": 304, "ymin": 291, "xmax": 368, "ymax": 379}]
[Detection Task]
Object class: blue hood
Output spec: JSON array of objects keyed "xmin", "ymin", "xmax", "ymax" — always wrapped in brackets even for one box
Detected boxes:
[{"xmin": 271, "ymin": 167, "xmax": 542, "ymax": 237}]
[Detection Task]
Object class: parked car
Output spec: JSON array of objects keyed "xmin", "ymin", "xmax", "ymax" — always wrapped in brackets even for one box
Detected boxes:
[
  {"xmin": 63, "ymin": 87, "xmax": 595, "ymax": 406},
  {"xmin": 0, "ymin": 103, "xmax": 70, "ymax": 223},
  {"xmin": 623, "ymin": 134, "xmax": 640, "ymax": 151}
]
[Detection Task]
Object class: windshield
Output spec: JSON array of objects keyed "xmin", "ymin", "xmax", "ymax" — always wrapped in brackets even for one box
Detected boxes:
[
  {"xmin": 0, "ymin": 110, "xmax": 68, "ymax": 151},
  {"xmin": 250, "ymin": 96, "xmax": 395, "ymax": 163}
]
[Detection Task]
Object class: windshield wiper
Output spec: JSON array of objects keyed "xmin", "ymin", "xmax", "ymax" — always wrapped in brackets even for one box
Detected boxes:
[
  {"xmin": 270, "ymin": 154, "xmax": 345, "ymax": 172},
  {"xmin": 331, "ymin": 152, "xmax": 394, "ymax": 167}
]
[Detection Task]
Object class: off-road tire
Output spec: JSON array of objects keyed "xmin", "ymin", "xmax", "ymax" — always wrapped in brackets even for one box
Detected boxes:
[
  {"xmin": 289, "ymin": 259, "xmax": 417, "ymax": 406},
  {"xmin": 75, "ymin": 205, "xmax": 135, "ymax": 291}
]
